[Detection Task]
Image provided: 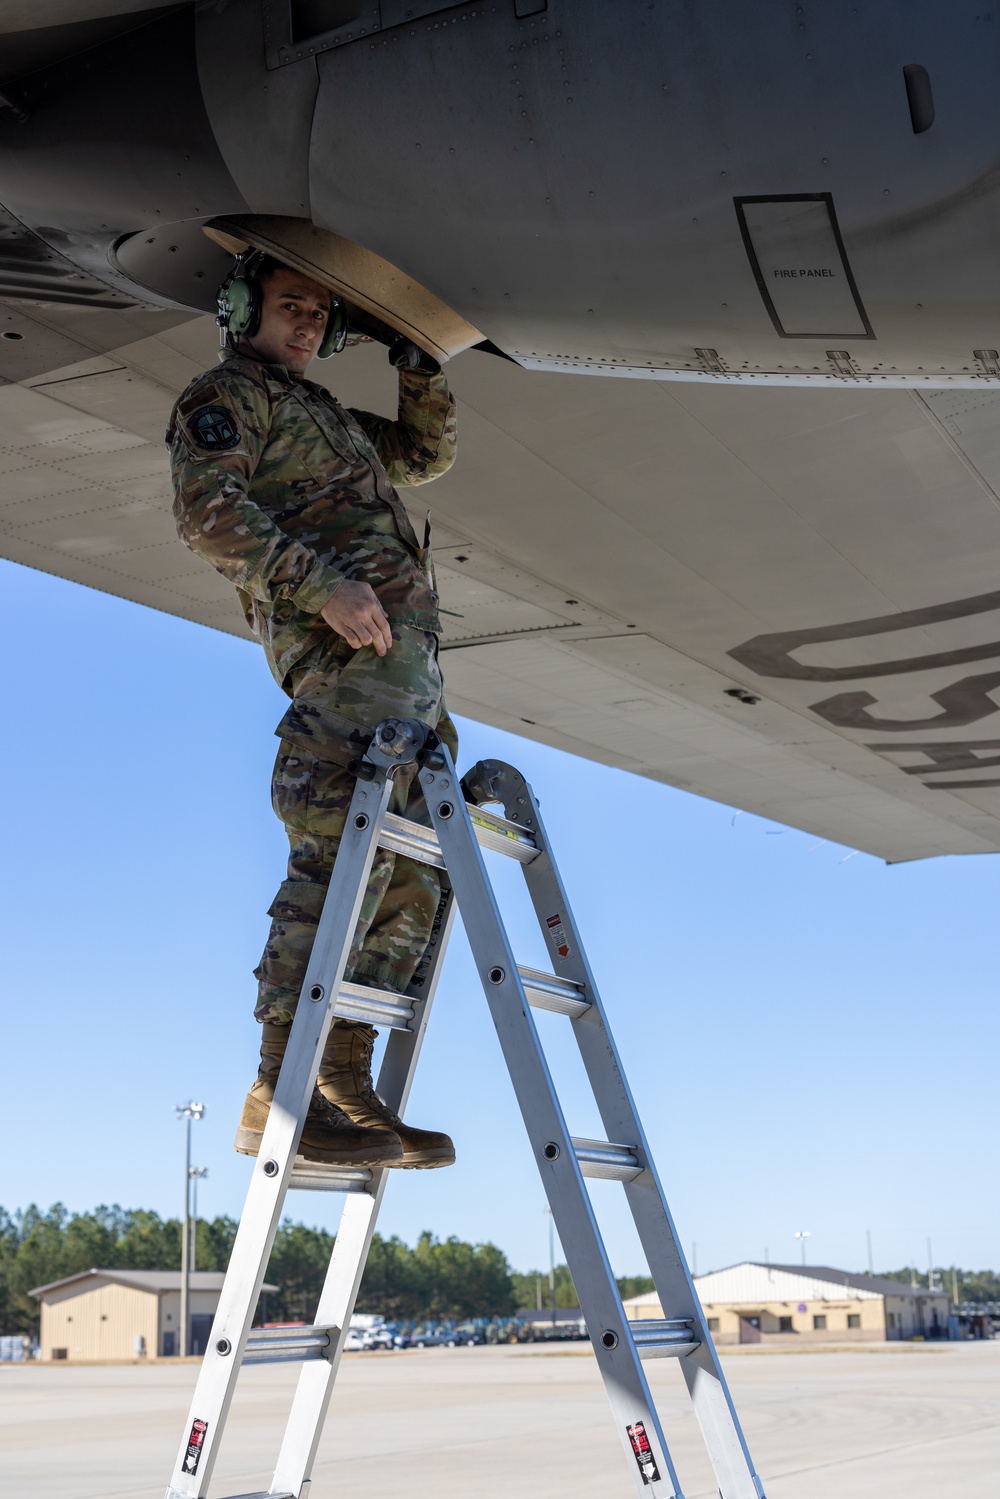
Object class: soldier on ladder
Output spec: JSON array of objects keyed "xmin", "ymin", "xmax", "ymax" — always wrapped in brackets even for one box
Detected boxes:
[
  {"xmin": 168, "ymin": 248, "xmax": 458, "ymax": 1172},
  {"xmin": 163, "ymin": 242, "xmax": 767, "ymax": 1499}
]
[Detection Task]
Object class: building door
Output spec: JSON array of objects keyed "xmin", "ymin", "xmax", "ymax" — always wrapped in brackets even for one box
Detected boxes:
[
  {"xmin": 739, "ymin": 1316, "xmax": 761, "ymax": 1344},
  {"xmin": 190, "ymin": 1315, "xmax": 214, "ymax": 1357},
  {"xmin": 162, "ymin": 1331, "xmax": 176, "ymax": 1357}
]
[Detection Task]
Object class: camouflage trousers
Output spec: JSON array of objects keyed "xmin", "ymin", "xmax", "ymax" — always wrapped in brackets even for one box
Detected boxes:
[{"xmin": 254, "ymin": 627, "xmax": 457, "ymax": 1024}]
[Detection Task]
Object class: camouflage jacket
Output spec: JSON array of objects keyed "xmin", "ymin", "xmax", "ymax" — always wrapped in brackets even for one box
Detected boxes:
[{"xmin": 167, "ymin": 348, "xmax": 456, "ymax": 689}]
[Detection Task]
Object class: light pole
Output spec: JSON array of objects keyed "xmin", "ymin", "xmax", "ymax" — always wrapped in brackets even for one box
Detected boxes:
[
  {"xmin": 544, "ymin": 1206, "xmax": 556, "ymax": 1325},
  {"xmin": 189, "ymin": 1167, "xmax": 208, "ymax": 1275},
  {"xmin": 175, "ymin": 1102, "xmax": 206, "ymax": 1356},
  {"xmin": 794, "ymin": 1230, "xmax": 811, "ymax": 1266}
]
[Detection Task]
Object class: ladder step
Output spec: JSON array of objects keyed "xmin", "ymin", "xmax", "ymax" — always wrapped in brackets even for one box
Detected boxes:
[
  {"xmin": 332, "ymin": 980, "xmax": 415, "ymax": 1029},
  {"xmin": 379, "ymin": 811, "xmax": 447, "ymax": 868},
  {"xmin": 243, "ymin": 1325, "xmax": 333, "ymax": 1365},
  {"xmin": 287, "ymin": 1163, "xmax": 373, "ymax": 1193},
  {"xmin": 629, "ymin": 1318, "xmax": 701, "ymax": 1359},
  {"xmin": 518, "ymin": 964, "xmax": 590, "ymax": 1018},
  {"xmin": 572, "ymin": 1137, "xmax": 643, "ymax": 1181},
  {"xmin": 379, "ymin": 806, "xmax": 538, "ymax": 868}
]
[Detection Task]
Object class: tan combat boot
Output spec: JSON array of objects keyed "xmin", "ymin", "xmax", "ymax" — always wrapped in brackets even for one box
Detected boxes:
[
  {"xmin": 317, "ymin": 1023, "xmax": 455, "ymax": 1168},
  {"xmin": 235, "ymin": 1022, "xmax": 404, "ymax": 1167}
]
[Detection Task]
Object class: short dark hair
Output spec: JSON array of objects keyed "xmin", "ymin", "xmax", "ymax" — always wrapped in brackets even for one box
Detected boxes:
[
  {"xmin": 254, "ymin": 252, "xmax": 286, "ymax": 284},
  {"xmin": 254, "ymin": 253, "xmax": 332, "ymax": 307}
]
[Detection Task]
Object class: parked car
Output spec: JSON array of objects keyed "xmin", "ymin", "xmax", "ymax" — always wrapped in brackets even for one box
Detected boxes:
[
  {"xmin": 344, "ymin": 1329, "xmax": 369, "ymax": 1351},
  {"xmin": 446, "ymin": 1326, "xmax": 484, "ymax": 1347},
  {"xmin": 520, "ymin": 1317, "xmax": 588, "ymax": 1342},
  {"xmin": 410, "ymin": 1327, "xmax": 451, "ymax": 1348},
  {"xmin": 364, "ymin": 1326, "xmax": 396, "ymax": 1350}
]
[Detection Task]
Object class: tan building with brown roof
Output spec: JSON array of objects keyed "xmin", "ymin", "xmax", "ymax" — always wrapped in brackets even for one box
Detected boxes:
[{"xmin": 31, "ymin": 1269, "xmax": 277, "ymax": 1361}]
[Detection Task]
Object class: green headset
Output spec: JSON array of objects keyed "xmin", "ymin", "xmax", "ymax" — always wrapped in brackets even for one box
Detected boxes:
[{"xmin": 216, "ymin": 250, "xmax": 348, "ymax": 359}]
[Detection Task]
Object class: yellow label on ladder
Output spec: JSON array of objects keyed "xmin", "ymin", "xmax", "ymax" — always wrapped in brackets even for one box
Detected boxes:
[{"xmin": 471, "ymin": 813, "xmax": 522, "ymax": 842}]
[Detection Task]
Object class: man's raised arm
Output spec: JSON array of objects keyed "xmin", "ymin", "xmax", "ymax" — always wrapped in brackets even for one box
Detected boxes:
[{"xmin": 350, "ymin": 359, "xmax": 457, "ymax": 489}]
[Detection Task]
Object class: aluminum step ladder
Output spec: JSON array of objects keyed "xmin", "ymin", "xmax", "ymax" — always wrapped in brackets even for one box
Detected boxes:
[{"xmin": 164, "ymin": 718, "xmax": 766, "ymax": 1499}]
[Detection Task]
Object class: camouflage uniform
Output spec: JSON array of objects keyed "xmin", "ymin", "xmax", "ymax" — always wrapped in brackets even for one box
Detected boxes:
[{"xmin": 168, "ymin": 349, "xmax": 457, "ymax": 1023}]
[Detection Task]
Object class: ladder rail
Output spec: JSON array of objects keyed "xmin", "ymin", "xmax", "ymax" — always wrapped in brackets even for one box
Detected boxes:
[
  {"xmin": 497, "ymin": 766, "xmax": 764, "ymax": 1499},
  {"xmin": 272, "ymin": 885, "xmax": 458, "ymax": 1496},
  {"xmin": 421, "ymin": 761, "xmax": 687, "ymax": 1499},
  {"xmin": 166, "ymin": 764, "xmax": 399, "ymax": 1498}
]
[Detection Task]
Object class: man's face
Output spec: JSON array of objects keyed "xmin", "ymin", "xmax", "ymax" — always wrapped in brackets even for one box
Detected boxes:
[{"xmin": 242, "ymin": 267, "xmax": 333, "ymax": 375}]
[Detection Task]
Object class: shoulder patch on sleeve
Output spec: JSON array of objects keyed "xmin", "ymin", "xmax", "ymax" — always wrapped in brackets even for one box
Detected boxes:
[{"xmin": 186, "ymin": 403, "xmax": 242, "ymax": 452}]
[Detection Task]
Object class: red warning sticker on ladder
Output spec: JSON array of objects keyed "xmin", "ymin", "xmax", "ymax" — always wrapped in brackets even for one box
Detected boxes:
[
  {"xmin": 626, "ymin": 1421, "xmax": 661, "ymax": 1485},
  {"xmin": 181, "ymin": 1418, "xmax": 208, "ymax": 1476},
  {"xmin": 546, "ymin": 913, "xmax": 571, "ymax": 959}
]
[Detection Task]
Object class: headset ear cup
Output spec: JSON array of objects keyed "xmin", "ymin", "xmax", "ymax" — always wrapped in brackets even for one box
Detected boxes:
[
  {"xmin": 317, "ymin": 299, "xmax": 348, "ymax": 359},
  {"xmin": 225, "ymin": 276, "xmax": 262, "ymax": 339}
]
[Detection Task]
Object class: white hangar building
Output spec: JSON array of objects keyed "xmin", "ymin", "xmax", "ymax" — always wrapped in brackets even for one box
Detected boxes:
[{"xmin": 624, "ymin": 1262, "xmax": 950, "ymax": 1344}]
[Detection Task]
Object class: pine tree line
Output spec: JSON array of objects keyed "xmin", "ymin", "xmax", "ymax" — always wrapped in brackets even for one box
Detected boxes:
[
  {"xmin": 508, "ymin": 1264, "xmax": 655, "ymax": 1310},
  {"xmin": 0, "ymin": 1205, "xmax": 515, "ymax": 1336},
  {"xmin": 0, "ymin": 1204, "xmax": 666, "ymax": 1339},
  {"xmin": 876, "ymin": 1266, "xmax": 1000, "ymax": 1301}
]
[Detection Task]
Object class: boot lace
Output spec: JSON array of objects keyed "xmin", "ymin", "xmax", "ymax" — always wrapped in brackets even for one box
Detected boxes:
[
  {"xmin": 307, "ymin": 1087, "xmax": 358, "ymax": 1132},
  {"xmin": 356, "ymin": 1033, "xmax": 402, "ymax": 1127}
]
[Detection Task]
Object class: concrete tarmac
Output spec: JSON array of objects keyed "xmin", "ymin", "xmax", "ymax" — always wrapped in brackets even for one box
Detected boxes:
[{"xmin": 1, "ymin": 1341, "xmax": 997, "ymax": 1499}]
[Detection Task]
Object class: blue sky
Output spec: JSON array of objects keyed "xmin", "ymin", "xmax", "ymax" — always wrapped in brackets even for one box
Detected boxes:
[{"xmin": 2, "ymin": 557, "xmax": 996, "ymax": 1279}]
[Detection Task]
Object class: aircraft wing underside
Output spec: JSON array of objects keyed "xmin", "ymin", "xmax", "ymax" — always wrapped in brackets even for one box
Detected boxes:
[{"xmin": 4, "ymin": 300, "xmax": 1000, "ymax": 863}]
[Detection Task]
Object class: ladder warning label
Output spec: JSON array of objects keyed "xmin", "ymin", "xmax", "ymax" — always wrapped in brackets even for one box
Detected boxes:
[
  {"xmin": 546, "ymin": 913, "xmax": 571, "ymax": 958},
  {"xmin": 181, "ymin": 1418, "xmax": 208, "ymax": 1476},
  {"xmin": 626, "ymin": 1422, "xmax": 661, "ymax": 1485}
]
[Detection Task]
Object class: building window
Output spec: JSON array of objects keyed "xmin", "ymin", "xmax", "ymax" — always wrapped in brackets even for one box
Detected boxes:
[
  {"xmin": 51, "ymin": 1348, "xmax": 68, "ymax": 1360},
  {"xmin": 847, "ymin": 1314, "xmax": 860, "ymax": 1329},
  {"xmin": 779, "ymin": 1316, "xmax": 793, "ymax": 1332},
  {"xmin": 886, "ymin": 1312, "xmax": 896, "ymax": 1328},
  {"xmin": 707, "ymin": 1318, "xmax": 719, "ymax": 1332},
  {"xmin": 813, "ymin": 1314, "xmax": 827, "ymax": 1330}
]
